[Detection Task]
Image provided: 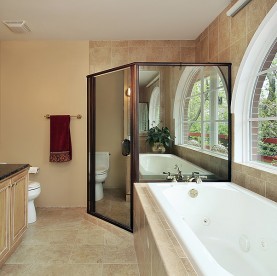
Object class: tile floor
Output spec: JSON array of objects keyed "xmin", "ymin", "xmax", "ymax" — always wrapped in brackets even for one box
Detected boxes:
[{"xmin": 0, "ymin": 208, "xmax": 139, "ymax": 276}]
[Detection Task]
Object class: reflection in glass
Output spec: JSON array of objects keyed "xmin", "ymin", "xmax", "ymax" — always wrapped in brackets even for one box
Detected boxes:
[
  {"xmin": 139, "ymin": 103, "xmax": 149, "ymax": 132},
  {"xmin": 184, "ymin": 66, "xmax": 228, "ymax": 153},
  {"xmin": 149, "ymin": 87, "xmax": 160, "ymax": 127},
  {"xmin": 139, "ymin": 64, "xmax": 231, "ymax": 182},
  {"xmin": 92, "ymin": 67, "xmax": 132, "ymax": 229}
]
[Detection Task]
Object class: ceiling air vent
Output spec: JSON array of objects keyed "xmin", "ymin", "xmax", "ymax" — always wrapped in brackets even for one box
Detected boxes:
[{"xmin": 2, "ymin": 20, "xmax": 31, "ymax": 33}]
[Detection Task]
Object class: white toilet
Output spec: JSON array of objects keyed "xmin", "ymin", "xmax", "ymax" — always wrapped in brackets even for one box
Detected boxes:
[
  {"xmin": 28, "ymin": 181, "xmax": 41, "ymax": 223},
  {"xmin": 95, "ymin": 152, "xmax": 109, "ymax": 201}
]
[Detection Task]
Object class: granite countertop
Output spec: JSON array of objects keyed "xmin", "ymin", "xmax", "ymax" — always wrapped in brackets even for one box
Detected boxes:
[{"xmin": 0, "ymin": 164, "xmax": 30, "ymax": 181}]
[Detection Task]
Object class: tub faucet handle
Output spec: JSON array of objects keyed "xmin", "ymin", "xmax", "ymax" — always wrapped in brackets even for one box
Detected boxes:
[
  {"xmin": 163, "ymin": 171, "xmax": 174, "ymax": 181},
  {"xmin": 188, "ymin": 172, "xmax": 204, "ymax": 183}
]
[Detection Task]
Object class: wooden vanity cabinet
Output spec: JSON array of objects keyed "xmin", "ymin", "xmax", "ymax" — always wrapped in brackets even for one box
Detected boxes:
[
  {"xmin": 0, "ymin": 169, "xmax": 28, "ymax": 267},
  {"xmin": 0, "ymin": 178, "xmax": 11, "ymax": 265},
  {"xmin": 10, "ymin": 171, "xmax": 28, "ymax": 246}
]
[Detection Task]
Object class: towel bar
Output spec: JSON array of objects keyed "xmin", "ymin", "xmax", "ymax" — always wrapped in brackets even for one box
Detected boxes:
[{"xmin": 44, "ymin": 114, "xmax": 82, "ymax": 119}]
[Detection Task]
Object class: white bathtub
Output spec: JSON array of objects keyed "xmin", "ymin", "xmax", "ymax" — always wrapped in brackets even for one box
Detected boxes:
[
  {"xmin": 148, "ymin": 182, "xmax": 277, "ymax": 276},
  {"xmin": 139, "ymin": 154, "xmax": 211, "ymax": 179}
]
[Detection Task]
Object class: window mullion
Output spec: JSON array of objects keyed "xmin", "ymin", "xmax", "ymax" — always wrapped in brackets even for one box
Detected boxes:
[{"xmin": 201, "ymin": 68, "xmax": 205, "ymax": 149}]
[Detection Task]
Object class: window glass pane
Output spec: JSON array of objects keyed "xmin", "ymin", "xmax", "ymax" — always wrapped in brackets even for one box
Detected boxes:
[
  {"xmin": 203, "ymin": 122, "xmax": 211, "ymax": 150},
  {"xmin": 191, "ymin": 80, "xmax": 201, "ymax": 96},
  {"xmin": 188, "ymin": 95, "xmax": 201, "ymax": 121},
  {"xmin": 217, "ymin": 74, "xmax": 224, "ymax": 88},
  {"xmin": 257, "ymin": 120, "xmax": 277, "ymax": 165},
  {"xmin": 258, "ymin": 71, "xmax": 277, "ymax": 118},
  {"xmin": 215, "ymin": 122, "xmax": 229, "ymax": 156},
  {"xmin": 203, "ymin": 92, "xmax": 210, "ymax": 121},
  {"xmin": 218, "ymin": 122, "xmax": 229, "ymax": 144},
  {"xmin": 204, "ymin": 76, "xmax": 210, "ymax": 92},
  {"xmin": 187, "ymin": 122, "xmax": 201, "ymax": 147},
  {"xmin": 218, "ymin": 88, "xmax": 228, "ymax": 120}
]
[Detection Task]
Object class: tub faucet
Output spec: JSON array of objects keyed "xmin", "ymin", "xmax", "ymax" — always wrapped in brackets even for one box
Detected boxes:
[
  {"xmin": 163, "ymin": 171, "xmax": 177, "ymax": 182},
  {"xmin": 174, "ymin": 165, "xmax": 183, "ymax": 181},
  {"xmin": 187, "ymin": 172, "xmax": 207, "ymax": 184}
]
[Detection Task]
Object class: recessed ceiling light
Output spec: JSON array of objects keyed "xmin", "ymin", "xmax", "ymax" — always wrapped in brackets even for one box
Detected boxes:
[{"xmin": 2, "ymin": 20, "xmax": 31, "ymax": 33}]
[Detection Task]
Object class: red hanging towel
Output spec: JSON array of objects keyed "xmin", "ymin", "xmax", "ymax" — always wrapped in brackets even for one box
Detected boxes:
[{"xmin": 49, "ymin": 115, "xmax": 72, "ymax": 162}]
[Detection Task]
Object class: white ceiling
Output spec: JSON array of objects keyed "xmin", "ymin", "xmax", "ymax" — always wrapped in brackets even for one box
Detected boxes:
[{"xmin": 0, "ymin": 0, "xmax": 231, "ymax": 40}]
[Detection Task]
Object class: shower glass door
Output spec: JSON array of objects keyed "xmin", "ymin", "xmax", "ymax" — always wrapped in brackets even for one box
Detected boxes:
[{"xmin": 87, "ymin": 64, "xmax": 135, "ymax": 231}]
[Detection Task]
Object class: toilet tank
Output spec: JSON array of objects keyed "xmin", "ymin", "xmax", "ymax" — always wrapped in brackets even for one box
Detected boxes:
[{"xmin": 95, "ymin": 152, "xmax": 110, "ymax": 170}]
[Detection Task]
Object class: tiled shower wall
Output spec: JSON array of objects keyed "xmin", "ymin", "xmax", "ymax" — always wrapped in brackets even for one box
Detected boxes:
[
  {"xmin": 195, "ymin": 0, "xmax": 276, "ymax": 86},
  {"xmin": 89, "ymin": 0, "xmax": 277, "ymax": 202},
  {"xmin": 89, "ymin": 40, "xmax": 196, "ymax": 74}
]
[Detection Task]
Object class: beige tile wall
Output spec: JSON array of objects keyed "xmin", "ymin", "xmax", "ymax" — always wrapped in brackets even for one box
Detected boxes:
[
  {"xmin": 173, "ymin": 145, "xmax": 229, "ymax": 179},
  {"xmin": 195, "ymin": 0, "xmax": 277, "ymax": 200},
  {"xmin": 195, "ymin": 0, "xmax": 276, "ymax": 86},
  {"xmin": 89, "ymin": 40, "xmax": 196, "ymax": 74}
]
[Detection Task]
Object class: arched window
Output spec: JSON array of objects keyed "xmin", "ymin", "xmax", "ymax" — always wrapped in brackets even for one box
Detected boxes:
[
  {"xmin": 250, "ymin": 42, "xmax": 277, "ymax": 166},
  {"xmin": 149, "ymin": 87, "xmax": 160, "ymax": 127},
  {"xmin": 232, "ymin": 4, "xmax": 277, "ymax": 170},
  {"xmin": 174, "ymin": 66, "xmax": 228, "ymax": 156}
]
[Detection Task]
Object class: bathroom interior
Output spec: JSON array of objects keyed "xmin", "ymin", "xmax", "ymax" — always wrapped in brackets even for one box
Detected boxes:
[{"xmin": 0, "ymin": 0, "xmax": 277, "ymax": 275}]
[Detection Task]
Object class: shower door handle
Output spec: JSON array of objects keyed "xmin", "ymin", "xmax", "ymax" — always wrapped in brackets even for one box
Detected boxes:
[{"xmin": 122, "ymin": 139, "xmax": 131, "ymax": 156}]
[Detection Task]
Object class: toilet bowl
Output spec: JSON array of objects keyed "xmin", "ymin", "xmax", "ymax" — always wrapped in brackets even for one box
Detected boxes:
[
  {"xmin": 95, "ymin": 152, "xmax": 109, "ymax": 201},
  {"xmin": 28, "ymin": 181, "xmax": 41, "ymax": 223}
]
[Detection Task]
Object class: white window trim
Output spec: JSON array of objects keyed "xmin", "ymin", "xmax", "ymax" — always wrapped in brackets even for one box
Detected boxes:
[
  {"xmin": 231, "ymin": 3, "xmax": 277, "ymax": 167},
  {"xmin": 173, "ymin": 66, "xmax": 200, "ymax": 145}
]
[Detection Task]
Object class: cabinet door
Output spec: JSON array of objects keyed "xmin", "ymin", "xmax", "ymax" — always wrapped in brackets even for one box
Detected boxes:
[
  {"xmin": 10, "ymin": 171, "xmax": 28, "ymax": 245},
  {"xmin": 0, "ymin": 179, "xmax": 11, "ymax": 263}
]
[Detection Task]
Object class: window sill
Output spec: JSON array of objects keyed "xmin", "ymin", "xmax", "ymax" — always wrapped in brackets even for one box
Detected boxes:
[{"xmin": 239, "ymin": 161, "xmax": 277, "ymax": 175}]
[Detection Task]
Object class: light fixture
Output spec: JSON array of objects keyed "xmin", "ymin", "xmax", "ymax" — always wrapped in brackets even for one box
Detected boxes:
[
  {"xmin": 126, "ymin": 88, "xmax": 131, "ymax": 97},
  {"xmin": 2, "ymin": 20, "xmax": 31, "ymax": 33},
  {"xmin": 226, "ymin": 0, "xmax": 252, "ymax": 17}
]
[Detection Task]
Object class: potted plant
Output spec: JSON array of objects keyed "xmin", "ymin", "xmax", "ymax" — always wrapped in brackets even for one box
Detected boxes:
[{"xmin": 146, "ymin": 126, "xmax": 173, "ymax": 153}]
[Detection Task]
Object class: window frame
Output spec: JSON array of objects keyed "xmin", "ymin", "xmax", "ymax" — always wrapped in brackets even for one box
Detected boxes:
[
  {"xmin": 231, "ymin": 3, "xmax": 277, "ymax": 173},
  {"xmin": 174, "ymin": 66, "xmax": 229, "ymax": 157}
]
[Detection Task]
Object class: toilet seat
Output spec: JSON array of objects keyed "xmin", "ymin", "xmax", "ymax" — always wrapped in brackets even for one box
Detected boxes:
[{"xmin": 28, "ymin": 181, "xmax": 40, "ymax": 191}]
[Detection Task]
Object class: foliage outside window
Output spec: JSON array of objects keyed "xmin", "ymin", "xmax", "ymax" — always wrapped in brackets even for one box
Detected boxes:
[
  {"xmin": 250, "ymin": 41, "xmax": 277, "ymax": 167},
  {"xmin": 183, "ymin": 67, "xmax": 228, "ymax": 156}
]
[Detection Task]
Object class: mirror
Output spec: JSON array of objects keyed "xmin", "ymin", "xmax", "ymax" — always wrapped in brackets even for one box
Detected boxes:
[{"xmin": 138, "ymin": 64, "xmax": 231, "ymax": 182}]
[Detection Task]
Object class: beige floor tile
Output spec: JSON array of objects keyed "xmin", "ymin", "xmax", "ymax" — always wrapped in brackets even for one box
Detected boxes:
[
  {"xmin": 22, "ymin": 228, "xmax": 78, "ymax": 245},
  {"xmin": 75, "ymin": 228, "xmax": 105, "ymax": 245},
  {"xmin": 69, "ymin": 245, "xmax": 104, "ymax": 264},
  {"xmin": 102, "ymin": 264, "xmax": 139, "ymax": 276},
  {"xmin": 104, "ymin": 231, "xmax": 133, "ymax": 246},
  {"xmin": 103, "ymin": 244, "xmax": 137, "ymax": 264},
  {"xmin": 6, "ymin": 244, "xmax": 72, "ymax": 264},
  {"xmin": 78, "ymin": 219, "xmax": 99, "ymax": 230},
  {"xmin": 28, "ymin": 264, "xmax": 103, "ymax": 276},
  {"xmin": 0, "ymin": 264, "xmax": 32, "ymax": 276},
  {"xmin": 2, "ymin": 208, "xmax": 138, "ymax": 275}
]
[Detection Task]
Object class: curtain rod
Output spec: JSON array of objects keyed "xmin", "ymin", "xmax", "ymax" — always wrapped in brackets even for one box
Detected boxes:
[{"xmin": 44, "ymin": 114, "xmax": 82, "ymax": 119}]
